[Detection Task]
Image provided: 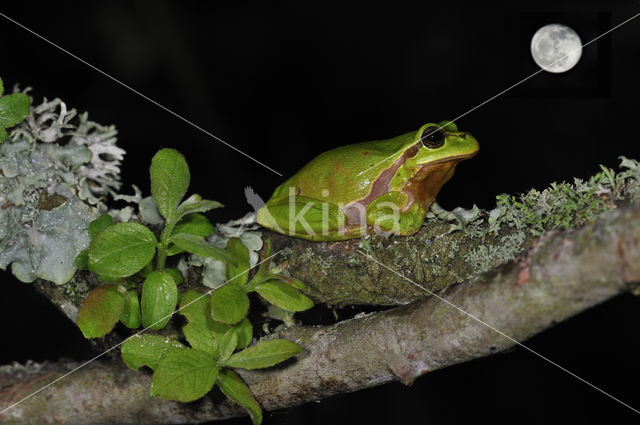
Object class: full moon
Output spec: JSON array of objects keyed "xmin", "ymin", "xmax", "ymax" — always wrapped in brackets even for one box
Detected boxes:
[{"xmin": 530, "ymin": 24, "xmax": 582, "ymax": 73}]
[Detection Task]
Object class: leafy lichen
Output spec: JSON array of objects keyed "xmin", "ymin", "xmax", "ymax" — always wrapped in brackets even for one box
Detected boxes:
[
  {"xmin": 0, "ymin": 95, "xmax": 125, "ymax": 285},
  {"xmin": 484, "ymin": 157, "xmax": 639, "ymax": 236},
  {"xmin": 459, "ymin": 157, "xmax": 640, "ymax": 275}
]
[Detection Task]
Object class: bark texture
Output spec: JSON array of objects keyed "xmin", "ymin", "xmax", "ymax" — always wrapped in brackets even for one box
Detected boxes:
[{"xmin": 1, "ymin": 206, "xmax": 639, "ymax": 425}]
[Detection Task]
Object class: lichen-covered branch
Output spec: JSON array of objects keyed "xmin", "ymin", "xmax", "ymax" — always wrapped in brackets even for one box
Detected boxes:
[
  {"xmin": 2, "ymin": 205, "xmax": 639, "ymax": 424},
  {"xmin": 264, "ymin": 157, "xmax": 640, "ymax": 306}
]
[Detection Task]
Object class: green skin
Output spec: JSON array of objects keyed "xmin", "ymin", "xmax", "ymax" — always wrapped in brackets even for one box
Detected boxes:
[{"xmin": 257, "ymin": 121, "xmax": 479, "ymax": 241}]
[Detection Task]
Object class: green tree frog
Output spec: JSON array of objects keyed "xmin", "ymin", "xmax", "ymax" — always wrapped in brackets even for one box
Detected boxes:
[{"xmin": 257, "ymin": 121, "xmax": 478, "ymax": 240}]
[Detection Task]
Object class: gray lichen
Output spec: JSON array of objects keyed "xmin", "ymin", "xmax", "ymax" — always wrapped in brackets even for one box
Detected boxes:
[{"xmin": 0, "ymin": 96, "xmax": 125, "ymax": 285}]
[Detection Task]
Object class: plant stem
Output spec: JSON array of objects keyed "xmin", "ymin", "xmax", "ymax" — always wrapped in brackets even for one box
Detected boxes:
[{"xmin": 156, "ymin": 215, "xmax": 177, "ymax": 273}]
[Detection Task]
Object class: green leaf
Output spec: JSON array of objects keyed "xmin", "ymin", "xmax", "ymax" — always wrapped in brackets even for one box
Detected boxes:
[
  {"xmin": 141, "ymin": 271, "xmax": 177, "ymax": 330},
  {"xmin": 278, "ymin": 275, "xmax": 306, "ymax": 290},
  {"xmin": 150, "ymin": 347, "xmax": 218, "ymax": 402},
  {"xmin": 176, "ymin": 194, "xmax": 223, "ymax": 219},
  {"xmin": 216, "ymin": 369, "xmax": 262, "ymax": 425},
  {"xmin": 179, "ymin": 290, "xmax": 216, "ymax": 355},
  {"xmin": 217, "ymin": 328, "xmax": 238, "ymax": 363},
  {"xmin": 121, "ymin": 334, "xmax": 184, "ymax": 370},
  {"xmin": 166, "ymin": 243, "xmax": 185, "ymax": 256},
  {"xmin": 173, "ymin": 213, "xmax": 215, "ymax": 237},
  {"xmin": 88, "ymin": 222, "xmax": 157, "ymax": 278},
  {"xmin": 170, "ymin": 233, "xmax": 235, "ymax": 264},
  {"xmin": 167, "ymin": 214, "xmax": 216, "ymax": 255},
  {"xmin": 223, "ymin": 339, "xmax": 302, "ymax": 370},
  {"xmin": 0, "ymin": 126, "xmax": 6, "ymax": 144},
  {"xmin": 210, "ymin": 284, "xmax": 249, "ymax": 325},
  {"xmin": 165, "ymin": 268, "xmax": 183, "ymax": 286},
  {"xmin": 75, "ymin": 248, "xmax": 89, "ymax": 270},
  {"xmin": 120, "ymin": 290, "xmax": 142, "ymax": 329},
  {"xmin": 225, "ymin": 237, "xmax": 251, "ymax": 286},
  {"xmin": 234, "ymin": 318, "xmax": 253, "ymax": 350},
  {"xmin": 150, "ymin": 148, "xmax": 190, "ymax": 219},
  {"xmin": 97, "ymin": 274, "xmax": 124, "ymax": 283},
  {"xmin": 254, "ymin": 280, "xmax": 313, "ymax": 312},
  {"xmin": 211, "ymin": 320, "xmax": 233, "ymax": 338},
  {"xmin": 89, "ymin": 214, "xmax": 114, "ymax": 237},
  {"xmin": 76, "ymin": 284, "xmax": 125, "ymax": 338},
  {"xmin": 0, "ymin": 93, "xmax": 30, "ymax": 128},
  {"xmin": 247, "ymin": 239, "xmax": 276, "ymax": 290},
  {"xmin": 0, "ymin": 76, "xmax": 4, "ymax": 96}
]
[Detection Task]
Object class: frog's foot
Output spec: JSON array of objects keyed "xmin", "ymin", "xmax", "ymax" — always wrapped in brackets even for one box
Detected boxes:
[
  {"xmin": 429, "ymin": 201, "xmax": 481, "ymax": 233},
  {"xmin": 366, "ymin": 191, "xmax": 427, "ymax": 236},
  {"xmin": 257, "ymin": 195, "xmax": 358, "ymax": 240}
]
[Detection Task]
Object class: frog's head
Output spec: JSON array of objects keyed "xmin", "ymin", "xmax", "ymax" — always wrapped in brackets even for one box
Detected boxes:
[
  {"xmin": 412, "ymin": 121, "xmax": 479, "ymax": 166},
  {"xmin": 395, "ymin": 120, "xmax": 479, "ymax": 206}
]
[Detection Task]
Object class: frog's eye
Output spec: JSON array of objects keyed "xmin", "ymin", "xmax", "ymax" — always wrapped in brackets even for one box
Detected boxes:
[{"xmin": 421, "ymin": 126, "xmax": 445, "ymax": 149}]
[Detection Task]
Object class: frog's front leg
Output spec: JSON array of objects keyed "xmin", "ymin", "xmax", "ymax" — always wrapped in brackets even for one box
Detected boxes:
[
  {"xmin": 257, "ymin": 195, "xmax": 353, "ymax": 240},
  {"xmin": 366, "ymin": 191, "xmax": 427, "ymax": 235}
]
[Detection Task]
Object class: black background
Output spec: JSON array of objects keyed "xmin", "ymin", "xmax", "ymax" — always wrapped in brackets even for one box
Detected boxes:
[{"xmin": 1, "ymin": 1, "xmax": 640, "ymax": 424}]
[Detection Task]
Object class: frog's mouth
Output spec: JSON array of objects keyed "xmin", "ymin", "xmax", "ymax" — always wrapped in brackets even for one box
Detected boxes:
[{"xmin": 402, "ymin": 154, "xmax": 474, "ymax": 210}]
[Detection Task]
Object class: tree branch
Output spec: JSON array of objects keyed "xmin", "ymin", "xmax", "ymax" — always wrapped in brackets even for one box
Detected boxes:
[{"xmin": 2, "ymin": 205, "xmax": 638, "ymax": 424}]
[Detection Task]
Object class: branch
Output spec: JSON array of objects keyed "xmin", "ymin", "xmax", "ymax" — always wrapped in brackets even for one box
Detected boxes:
[{"xmin": 2, "ymin": 205, "xmax": 638, "ymax": 424}]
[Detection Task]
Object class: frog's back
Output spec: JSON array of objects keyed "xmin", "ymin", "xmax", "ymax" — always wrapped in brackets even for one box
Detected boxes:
[{"xmin": 269, "ymin": 130, "xmax": 417, "ymax": 205}]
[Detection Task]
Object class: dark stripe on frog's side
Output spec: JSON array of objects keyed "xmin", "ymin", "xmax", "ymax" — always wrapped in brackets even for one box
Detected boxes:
[{"xmin": 341, "ymin": 142, "xmax": 420, "ymax": 225}]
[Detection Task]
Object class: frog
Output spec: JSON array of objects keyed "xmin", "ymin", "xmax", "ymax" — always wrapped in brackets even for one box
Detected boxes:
[{"xmin": 256, "ymin": 121, "xmax": 479, "ymax": 241}]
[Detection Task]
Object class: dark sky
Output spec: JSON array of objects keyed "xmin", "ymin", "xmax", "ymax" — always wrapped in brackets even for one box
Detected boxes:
[{"xmin": 1, "ymin": 1, "xmax": 639, "ymax": 424}]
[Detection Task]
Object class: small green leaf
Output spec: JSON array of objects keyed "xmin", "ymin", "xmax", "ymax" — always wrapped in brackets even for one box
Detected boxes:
[
  {"xmin": 0, "ymin": 93, "xmax": 30, "ymax": 128},
  {"xmin": 278, "ymin": 275, "xmax": 306, "ymax": 290},
  {"xmin": 166, "ymin": 243, "xmax": 184, "ymax": 256},
  {"xmin": 179, "ymin": 290, "xmax": 216, "ymax": 355},
  {"xmin": 141, "ymin": 271, "xmax": 177, "ymax": 330},
  {"xmin": 165, "ymin": 268, "xmax": 184, "ymax": 286},
  {"xmin": 0, "ymin": 76, "xmax": 4, "ymax": 96},
  {"xmin": 150, "ymin": 148, "xmax": 190, "ymax": 219},
  {"xmin": 76, "ymin": 284, "xmax": 125, "ymax": 338},
  {"xmin": 89, "ymin": 214, "xmax": 114, "ymax": 237},
  {"xmin": 0, "ymin": 126, "xmax": 7, "ymax": 144},
  {"xmin": 218, "ymin": 328, "xmax": 238, "ymax": 363},
  {"xmin": 170, "ymin": 233, "xmax": 236, "ymax": 264},
  {"xmin": 234, "ymin": 318, "xmax": 253, "ymax": 350},
  {"xmin": 172, "ymin": 213, "xmax": 215, "ymax": 237},
  {"xmin": 150, "ymin": 347, "xmax": 218, "ymax": 402},
  {"xmin": 176, "ymin": 194, "xmax": 223, "ymax": 219},
  {"xmin": 75, "ymin": 248, "xmax": 89, "ymax": 270},
  {"xmin": 120, "ymin": 290, "xmax": 142, "ymax": 329},
  {"xmin": 121, "ymin": 334, "xmax": 184, "ymax": 370},
  {"xmin": 216, "ymin": 369, "xmax": 262, "ymax": 425},
  {"xmin": 223, "ymin": 339, "xmax": 302, "ymax": 370},
  {"xmin": 254, "ymin": 280, "xmax": 313, "ymax": 312},
  {"xmin": 210, "ymin": 284, "xmax": 249, "ymax": 325},
  {"xmin": 88, "ymin": 222, "xmax": 157, "ymax": 278},
  {"xmin": 225, "ymin": 237, "xmax": 251, "ymax": 286},
  {"xmin": 167, "ymin": 214, "xmax": 215, "ymax": 256}
]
